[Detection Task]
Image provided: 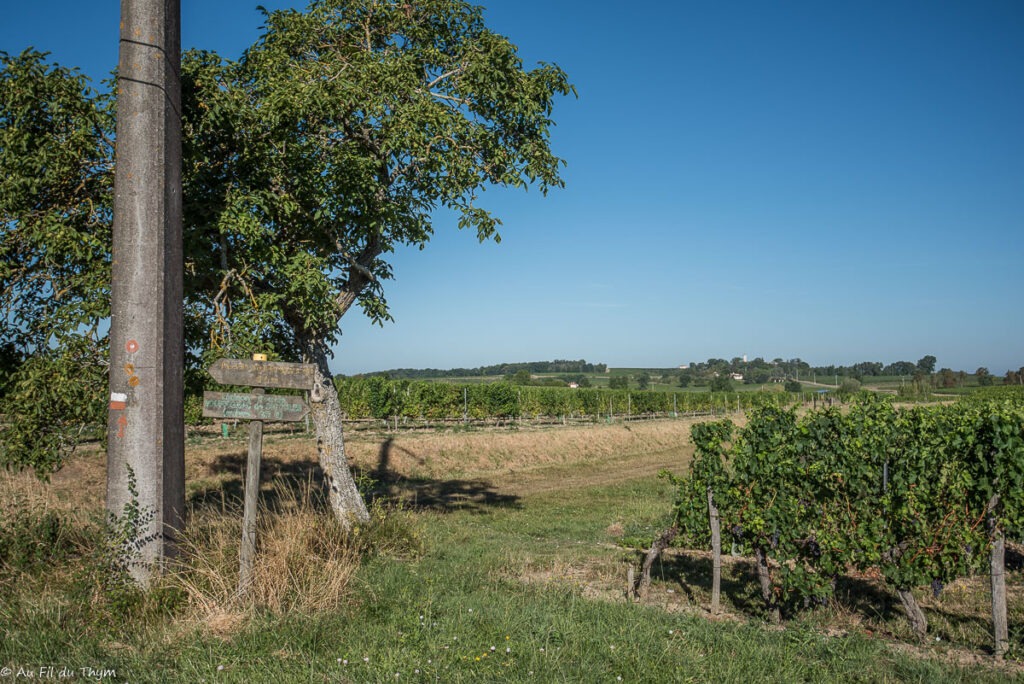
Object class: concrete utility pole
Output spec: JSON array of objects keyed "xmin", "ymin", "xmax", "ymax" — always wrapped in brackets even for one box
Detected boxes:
[{"xmin": 107, "ymin": 0, "xmax": 185, "ymax": 584}]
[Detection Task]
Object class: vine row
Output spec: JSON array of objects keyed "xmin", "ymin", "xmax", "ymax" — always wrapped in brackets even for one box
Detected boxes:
[
  {"xmin": 332, "ymin": 377, "xmax": 801, "ymax": 422},
  {"xmin": 652, "ymin": 394, "xmax": 1024, "ymax": 656}
]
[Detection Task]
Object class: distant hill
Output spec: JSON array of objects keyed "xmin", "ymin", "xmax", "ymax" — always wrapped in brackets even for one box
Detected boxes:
[{"xmin": 355, "ymin": 359, "xmax": 607, "ymax": 379}]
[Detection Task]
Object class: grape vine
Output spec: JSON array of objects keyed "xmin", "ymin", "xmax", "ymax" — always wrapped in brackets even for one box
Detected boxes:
[{"xmin": 653, "ymin": 393, "xmax": 1024, "ymax": 654}]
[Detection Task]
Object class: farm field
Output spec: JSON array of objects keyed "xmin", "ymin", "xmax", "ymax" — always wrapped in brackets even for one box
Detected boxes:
[{"xmin": 1, "ymin": 418, "xmax": 1020, "ymax": 682}]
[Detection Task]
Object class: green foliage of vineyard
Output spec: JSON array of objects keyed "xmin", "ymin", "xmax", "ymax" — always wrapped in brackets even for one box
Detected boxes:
[
  {"xmin": 662, "ymin": 394, "xmax": 1024, "ymax": 649},
  {"xmin": 333, "ymin": 377, "xmax": 800, "ymax": 421}
]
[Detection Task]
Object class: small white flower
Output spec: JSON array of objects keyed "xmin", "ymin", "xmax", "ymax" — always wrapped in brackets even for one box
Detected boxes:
[
  {"xmin": 490, "ymin": 646, "xmax": 495, "ymax": 651},
  {"xmin": 610, "ymin": 645, "xmax": 616, "ymax": 650},
  {"xmin": 617, "ymin": 677, "xmax": 623, "ymax": 682},
  {"xmin": 669, "ymin": 630, "xmax": 674, "ymax": 635},
  {"xmin": 506, "ymin": 647, "xmax": 511, "ymax": 654},
  {"xmin": 468, "ymin": 608, "xmax": 473, "ymax": 613},
  {"xmin": 217, "ymin": 665, "xmax": 224, "ymax": 672},
  {"xmin": 415, "ymin": 670, "xmax": 420, "ymax": 675},
  {"xmin": 364, "ymin": 657, "xmax": 370, "ymax": 663},
  {"xmin": 539, "ymin": 648, "xmax": 545, "ymax": 652},
  {"xmin": 342, "ymin": 660, "xmax": 348, "ymax": 666}
]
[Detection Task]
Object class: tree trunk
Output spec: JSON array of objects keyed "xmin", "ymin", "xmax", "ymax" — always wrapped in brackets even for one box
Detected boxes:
[
  {"xmin": 754, "ymin": 546, "xmax": 780, "ymax": 624},
  {"xmin": 708, "ymin": 486, "xmax": 722, "ymax": 614},
  {"xmin": 305, "ymin": 342, "xmax": 369, "ymax": 527},
  {"xmin": 896, "ymin": 587, "xmax": 928, "ymax": 641},
  {"xmin": 988, "ymin": 495, "xmax": 1008, "ymax": 659},
  {"xmin": 632, "ymin": 525, "xmax": 678, "ymax": 600}
]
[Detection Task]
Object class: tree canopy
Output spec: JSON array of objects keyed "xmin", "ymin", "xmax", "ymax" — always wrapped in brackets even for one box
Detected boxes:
[
  {"xmin": 181, "ymin": 0, "xmax": 574, "ymax": 366},
  {"xmin": 0, "ymin": 50, "xmax": 113, "ymax": 472}
]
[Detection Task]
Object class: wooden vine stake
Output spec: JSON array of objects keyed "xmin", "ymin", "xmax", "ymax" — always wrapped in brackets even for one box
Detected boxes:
[
  {"xmin": 707, "ymin": 486, "xmax": 722, "ymax": 614},
  {"xmin": 203, "ymin": 355, "xmax": 316, "ymax": 595},
  {"xmin": 988, "ymin": 493, "xmax": 1008, "ymax": 659}
]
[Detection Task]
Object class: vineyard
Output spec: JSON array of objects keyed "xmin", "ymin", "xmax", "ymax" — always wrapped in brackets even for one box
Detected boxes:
[
  {"xmin": 642, "ymin": 393, "xmax": 1024, "ymax": 658},
  {"xmin": 330, "ymin": 376, "xmax": 804, "ymax": 425}
]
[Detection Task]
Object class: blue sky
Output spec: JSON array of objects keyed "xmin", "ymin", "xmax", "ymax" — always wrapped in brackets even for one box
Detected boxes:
[{"xmin": 4, "ymin": 1, "xmax": 1022, "ymax": 374}]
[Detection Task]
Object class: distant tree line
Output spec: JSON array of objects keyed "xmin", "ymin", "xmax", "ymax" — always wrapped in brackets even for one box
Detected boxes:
[
  {"xmin": 680, "ymin": 355, "xmax": 940, "ymax": 384},
  {"xmin": 359, "ymin": 359, "xmax": 607, "ymax": 379},
  {"xmin": 676, "ymin": 354, "xmax": 1023, "ymax": 388},
  {"xmin": 351, "ymin": 355, "xmax": 1023, "ymax": 391}
]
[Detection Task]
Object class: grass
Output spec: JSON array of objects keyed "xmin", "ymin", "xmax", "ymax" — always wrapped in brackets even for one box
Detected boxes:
[{"xmin": 1, "ymin": 420, "xmax": 1021, "ymax": 681}]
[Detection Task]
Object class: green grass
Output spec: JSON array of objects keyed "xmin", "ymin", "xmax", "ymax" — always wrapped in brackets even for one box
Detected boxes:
[{"xmin": 2, "ymin": 469, "xmax": 1019, "ymax": 681}]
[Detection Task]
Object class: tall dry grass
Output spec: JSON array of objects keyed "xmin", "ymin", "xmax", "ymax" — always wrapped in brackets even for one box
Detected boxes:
[
  {"xmin": 171, "ymin": 477, "xmax": 422, "ymax": 630},
  {"xmin": 173, "ymin": 479, "xmax": 357, "ymax": 621}
]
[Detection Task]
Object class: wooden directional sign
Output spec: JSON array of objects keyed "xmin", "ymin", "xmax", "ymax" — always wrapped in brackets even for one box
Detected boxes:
[
  {"xmin": 202, "ymin": 391, "xmax": 309, "ymax": 422},
  {"xmin": 208, "ymin": 358, "xmax": 316, "ymax": 390}
]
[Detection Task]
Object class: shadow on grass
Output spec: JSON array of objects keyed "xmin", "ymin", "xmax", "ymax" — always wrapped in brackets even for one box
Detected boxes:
[
  {"xmin": 832, "ymin": 574, "xmax": 904, "ymax": 622},
  {"xmin": 640, "ymin": 551, "xmax": 769, "ymax": 616},
  {"xmin": 639, "ymin": 550, "xmax": 911, "ymax": 624},
  {"xmin": 365, "ymin": 437, "xmax": 520, "ymax": 513},
  {"xmin": 187, "ymin": 438, "xmax": 520, "ymax": 515}
]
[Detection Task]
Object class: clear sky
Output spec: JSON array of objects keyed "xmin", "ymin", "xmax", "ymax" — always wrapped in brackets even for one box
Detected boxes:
[{"xmin": 4, "ymin": 1, "xmax": 1022, "ymax": 375}]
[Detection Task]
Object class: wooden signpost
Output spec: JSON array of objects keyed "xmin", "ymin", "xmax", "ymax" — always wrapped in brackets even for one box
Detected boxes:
[
  {"xmin": 202, "ymin": 392, "xmax": 309, "ymax": 422},
  {"xmin": 203, "ymin": 356, "xmax": 317, "ymax": 594},
  {"xmin": 208, "ymin": 358, "xmax": 316, "ymax": 391}
]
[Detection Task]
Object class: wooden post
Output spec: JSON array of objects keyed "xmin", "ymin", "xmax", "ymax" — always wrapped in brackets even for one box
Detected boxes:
[
  {"xmin": 708, "ymin": 486, "xmax": 722, "ymax": 614},
  {"xmin": 238, "ymin": 387, "xmax": 264, "ymax": 594},
  {"xmin": 989, "ymin": 494, "xmax": 1008, "ymax": 659}
]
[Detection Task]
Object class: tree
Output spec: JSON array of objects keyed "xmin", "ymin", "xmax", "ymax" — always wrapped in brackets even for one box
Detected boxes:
[
  {"xmin": 884, "ymin": 361, "xmax": 917, "ymax": 376},
  {"xmin": 2, "ymin": 1, "xmax": 574, "ymax": 527},
  {"xmin": 508, "ymin": 369, "xmax": 532, "ymax": 386},
  {"xmin": 916, "ymin": 355, "xmax": 937, "ymax": 375},
  {"xmin": 0, "ymin": 51, "xmax": 113, "ymax": 474},
  {"xmin": 637, "ymin": 372, "xmax": 651, "ymax": 390},
  {"xmin": 836, "ymin": 377, "xmax": 861, "ymax": 399},
  {"xmin": 784, "ymin": 379, "xmax": 802, "ymax": 393},
  {"xmin": 710, "ymin": 376, "xmax": 732, "ymax": 393},
  {"xmin": 976, "ymin": 367, "xmax": 993, "ymax": 387},
  {"xmin": 749, "ymin": 369, "xmax": 771, "ymax": 384},
  {"xmin": 183, "ymin": 1, "xmax": 573, "ymax": 523},
  {"xmin": 608, "ymin": 376, "xmax": 628, "ymax": 390}
]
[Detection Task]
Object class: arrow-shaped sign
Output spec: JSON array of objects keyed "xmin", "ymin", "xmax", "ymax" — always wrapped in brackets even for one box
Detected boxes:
[
  {"xmin": 208, "ymin": 358, "xmax": 316, "ymax": 390},
  {"xmin": 202, "ymin": 391, "xmax": 309, "ymax": 422}
]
